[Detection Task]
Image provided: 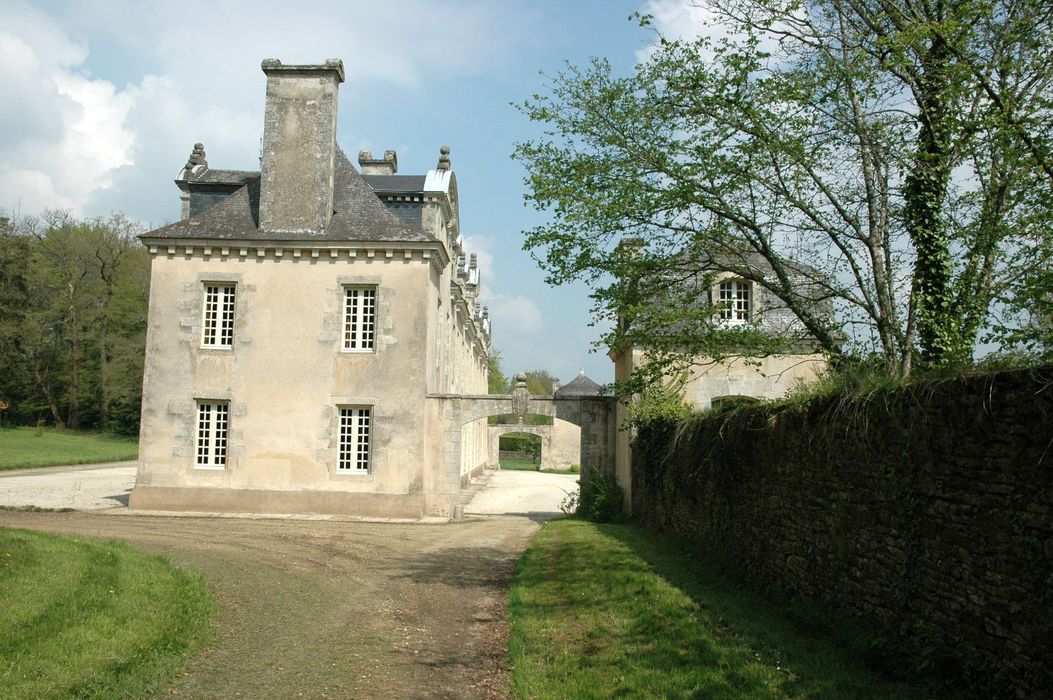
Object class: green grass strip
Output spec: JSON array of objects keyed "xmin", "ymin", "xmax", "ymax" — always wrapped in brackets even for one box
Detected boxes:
[
  {"xmin": 500, "ymin": 458, "xmax": 540, "ymax": 471},
  {"xmin": 0, "ymin": 527, "xmax": 213, "ymax": 699},
  {"xmin": 509, "ymin": 519, "xmax": 937, "ymax": 699},
  {"xmin": 0, "ymin": 427, "xmax": 138, "ymax": 471}
]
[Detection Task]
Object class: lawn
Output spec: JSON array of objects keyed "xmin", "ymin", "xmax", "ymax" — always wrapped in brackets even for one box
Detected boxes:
[
  {"xmin": 0, "ymin": 427, "xmax": 138, "ymax": 471},
  {"xmin": 500, "ymin": 457, "xmax": 539, "ymax": 471},
  {"xmin": 0, "ymin": 527, "xmax": 213, "ymax": 699},
  {"xmin": 508, "ymin": 519, "xmax": 943, "ymax": 699}
]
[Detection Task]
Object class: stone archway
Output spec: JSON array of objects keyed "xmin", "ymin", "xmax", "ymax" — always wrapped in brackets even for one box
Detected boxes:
[
  {"xmin": 487, "ymin": 419, "xmax": 582, "ymax": 471},
  {"xmin": 426, "ymin": 374, "xmax": 616, "ymax": 516},
  {"xmin": 488, "ymin": 425, "xmax": 550, "ymax": 469}
]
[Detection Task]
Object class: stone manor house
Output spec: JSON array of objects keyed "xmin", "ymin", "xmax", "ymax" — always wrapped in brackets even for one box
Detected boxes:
[{"xmin": 130, "ymin": 59, "xmax": 494, "ymax": 518}]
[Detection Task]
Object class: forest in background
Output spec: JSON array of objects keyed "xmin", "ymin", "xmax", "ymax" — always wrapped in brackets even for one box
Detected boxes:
[{"xmin": 0, "ymin": 211, "xmax": 149, "ymax": 434}]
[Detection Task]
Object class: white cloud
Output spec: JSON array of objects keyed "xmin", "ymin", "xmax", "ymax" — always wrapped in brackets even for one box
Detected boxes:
[
  {"xmin": 635, "ymin": 0, "xmax": 788, "ymax": 64},
  {"xmin": 460, "ymin": 233, "xmax": 542, "ymax": 335},
  {"xmin": 460, "ymin": 233, "xmax": 496, "ymax": 289},
  {"xmin": 0, "ymin": 4, "xmax": 145, "ymax": 214},
  {"xmin": 0, "ymin": 0, "xmax": 532, "ymax": 219},
  {"xmin": 636, "ymin": 0, "xmax": 718, "ymax": 62},
  {"xmin": 0, "ymin": 166, "xmax": 74, "ymax": 211},
  {"xmin": 488, "ymin": 294, "xmax": 543, "ymax": 336}
]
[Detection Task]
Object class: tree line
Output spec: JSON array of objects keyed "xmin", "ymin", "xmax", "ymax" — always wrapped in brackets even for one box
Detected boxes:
[
  {"xmin": 515, "ymin": 0, "xmax": 1053, "ymax": 389},
  {"xmin": 0, "ymin": 211, "xmax": 150, "ymax": 434}
]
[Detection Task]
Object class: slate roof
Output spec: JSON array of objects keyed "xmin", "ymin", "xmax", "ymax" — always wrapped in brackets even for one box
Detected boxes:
[
  {"xmin": 555, "ymin": 372, "xmax": 605, "ymax": 397},
  {"xmin": 361, "ymin": 175, "xmax": 427, "ymax": 193},
  {"xmin": 143, "ymin": 148, "xmax": 431, "ymax": 243},
  {"xmin": 191, "ymin": 169, "xmax": 258, "ymax": 185}
]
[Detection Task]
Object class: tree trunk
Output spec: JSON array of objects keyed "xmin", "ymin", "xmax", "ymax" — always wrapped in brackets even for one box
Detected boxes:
[{"xmin": 905, "ymin": 33, "xmax": 957, "ymax": 368}]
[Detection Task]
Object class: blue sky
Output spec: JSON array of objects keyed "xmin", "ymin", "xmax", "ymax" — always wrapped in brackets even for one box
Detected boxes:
[{"xmin": 0, "ymin": 0, "xmax": 706, "ymax": 384}]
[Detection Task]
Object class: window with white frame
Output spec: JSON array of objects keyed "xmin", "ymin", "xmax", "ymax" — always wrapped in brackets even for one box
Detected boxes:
[
  {"xmin": 342, "ymin": 287, "xmax": 377, "ymax": 351},
  {"xmin": 195, "ymin": 400, "xmax": 229, "ymax": 468},
  {"xmin": 718, "ymin": 280, "xmax": 751, "ymax": 323},
  {"xmin": 338, "ymin": 407, "xmax": 372, "ymax": 473},
  {"xmin": 202, "ymin": 284, "xmax": 236, "ymax": 347}
]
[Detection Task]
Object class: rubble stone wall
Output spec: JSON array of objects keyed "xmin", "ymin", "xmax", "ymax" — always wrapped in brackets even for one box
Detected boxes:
[{"xmin": 633, "ymin": 368, "xmax": 1053, "ymax": 696}]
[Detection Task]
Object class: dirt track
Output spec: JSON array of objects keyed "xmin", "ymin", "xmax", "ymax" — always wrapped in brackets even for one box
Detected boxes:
[{"xmin": 0, "ymin": 510, "xmax": 541, "ymax": 699}]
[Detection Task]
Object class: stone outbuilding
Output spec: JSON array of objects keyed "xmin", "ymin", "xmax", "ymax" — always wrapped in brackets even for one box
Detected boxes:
[
  {"xmin": 131, "ymin": 59, "xmax": 492, "ymax": 518},
  {"xmin": 609, "ymin": 244, "xmax": 834, "ymax": 510}
]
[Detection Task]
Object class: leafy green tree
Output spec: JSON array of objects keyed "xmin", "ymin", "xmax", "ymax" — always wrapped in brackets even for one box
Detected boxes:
[
  {"xmin": 828, "ymin": 0, "xmax": 1053, "ymax": 366},
  {"xmin": 0, "ymin": 218, "xmax": 33, "ymax": 421},
  {"xmin": 0, "ymin": 210, "xmax": 149, "ymax": 433},
  {"xmin": 487, "ymin": 350, "xmax": 510, "ymax": 394},
  {"xmin": 514, "ymin": 0, "xmax": 1052, "ymax": 385},
  {"xmin": 988, "ymin": 233, "xmax": 1053, "ymax": 360},
  {"xmin": 522, "ymin": 369, "xmax": 559, "ymax": 396},
  {"xmin": 518, "ymin": 370, "xmax": 558, "ymax": 425}
]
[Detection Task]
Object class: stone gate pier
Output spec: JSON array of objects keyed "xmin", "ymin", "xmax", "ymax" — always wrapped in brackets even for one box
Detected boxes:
[{"xmin": 426, "ymin": 374, "xmax": 616, "ymax": 514}]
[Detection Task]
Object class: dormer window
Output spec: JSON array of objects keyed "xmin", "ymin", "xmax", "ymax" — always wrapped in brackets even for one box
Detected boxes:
[{"xmin": 718, "ymin": 280, "xmax": 750, "ymax": 324}]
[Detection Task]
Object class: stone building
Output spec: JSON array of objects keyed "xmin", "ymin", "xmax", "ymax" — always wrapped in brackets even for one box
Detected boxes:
[
  {"xmin": 548, "ymin": 371, "xmax": 603, "ymax": 469},
  {"xmin": 610, "ymin": 247, "xmax": 832, "ymax": 506},
  {"xmin": 131, "ymin": 59, "xmax": 492, "ymax": 518},
  {"xmin": 485, "ymin": 369, "xmax": 604, "ymax": 471}
]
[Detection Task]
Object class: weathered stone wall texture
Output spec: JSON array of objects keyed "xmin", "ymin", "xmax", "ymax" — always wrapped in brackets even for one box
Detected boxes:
[{"xmin": 632, "ymin": 368, "xmax": 1053, "ymax": 697}]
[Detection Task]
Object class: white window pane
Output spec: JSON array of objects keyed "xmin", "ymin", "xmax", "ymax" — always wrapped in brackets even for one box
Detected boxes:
[
  {"xmin": 196, "ymin": 401, "xmax": 229, "ymax": 467},
  {"xmin": 343, "ymin": 287, "xmax": 377, "ymax": 351},
  {"xmin": 203, "ymin": 284, "xmax": 236, "ymax": 347},
  {"xmin": 718, "ymin": 280, "xmax": 750, "ymax": 322},
  {"xmin": 338, "ymin": 406, "xmax": 371, "ymax": 472}
]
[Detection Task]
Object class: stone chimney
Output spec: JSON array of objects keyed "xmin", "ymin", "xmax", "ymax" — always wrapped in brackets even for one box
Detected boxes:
[
  {"xmin": 358, "ymin": 149, "xmax": 398, "ymax": 175},
  {"xmin": 259, "ymin": 58, "xmax": 345, "ymax": 233}
]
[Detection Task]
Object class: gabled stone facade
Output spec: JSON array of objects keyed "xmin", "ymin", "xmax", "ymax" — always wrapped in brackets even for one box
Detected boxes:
[
  {"xmin": 131, "ymin": 59, "xmax": 491, "ymax": 518},
  {"xmin": 610, "ymin": 244, "xmax": 834, "ymax": 511}
]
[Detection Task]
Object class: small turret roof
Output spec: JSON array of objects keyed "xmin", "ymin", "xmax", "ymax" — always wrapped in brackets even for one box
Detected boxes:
[{"xmin": 555, "ymin": 370, "xmax": 604, "ymax": 396}]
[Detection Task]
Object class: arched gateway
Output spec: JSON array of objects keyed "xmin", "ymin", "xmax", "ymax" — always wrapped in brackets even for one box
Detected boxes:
[{"xmin": 427, "ymin": 374, "xmax": 616, "ymax": 501}]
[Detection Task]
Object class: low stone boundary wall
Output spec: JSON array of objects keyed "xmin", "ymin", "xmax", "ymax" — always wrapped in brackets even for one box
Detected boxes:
[
  {"xmin": 498, "ymin": 450, "xmax": 536, "ymax": 462},
  {"xmin": 633, "ymin": 367, "xmax": 1053, "ymax": 696}
]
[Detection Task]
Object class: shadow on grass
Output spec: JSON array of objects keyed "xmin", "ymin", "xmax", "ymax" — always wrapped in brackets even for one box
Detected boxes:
[
  {"xmin": 598, "ymin": 523, "xmax": 968, "ymax": 700},
  {"xmin": 509, "ymin": 519, "xmax": 961, "ymax": 700}
]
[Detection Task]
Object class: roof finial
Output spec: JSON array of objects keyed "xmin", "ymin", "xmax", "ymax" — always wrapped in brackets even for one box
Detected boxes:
[
  {"xmin": 184, "ymin": 143, "xmax": 207, "ymax": 171},
  {"xmin": 437, "ymin": 145, "xmax": 451, "ymax": 171}
]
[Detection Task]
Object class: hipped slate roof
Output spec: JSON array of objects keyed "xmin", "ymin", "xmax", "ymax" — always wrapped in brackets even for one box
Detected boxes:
[
  {"xmin": 361, "ymin": 175, "xmax": 427, "ymax": 193},
  {"xmin": 143, "ymin": 148, "xmax": 430, "ymax": 243},
  {"xmin": 555, "ymin": 372, "xmax": 605, "ymax": 397}
]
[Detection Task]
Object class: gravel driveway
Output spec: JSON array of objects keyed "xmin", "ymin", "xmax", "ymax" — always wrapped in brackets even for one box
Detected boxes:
[
  {"xmin": 0, "ymin": 461, "xmax": 136, "ymax": 509},
  {"xmin": 0, "ymin": 467, "xmax": 579, "ymax": 699}
]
